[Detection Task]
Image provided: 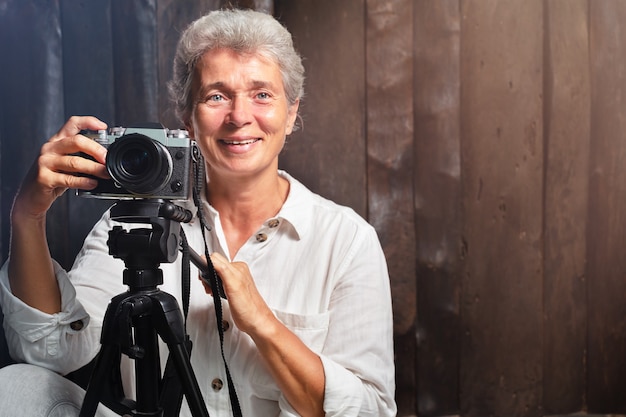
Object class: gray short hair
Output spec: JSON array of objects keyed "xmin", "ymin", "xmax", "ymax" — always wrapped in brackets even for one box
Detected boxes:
[{"xmin": 169, "ymin": 8, "xmax": 305, "ymax": 124}]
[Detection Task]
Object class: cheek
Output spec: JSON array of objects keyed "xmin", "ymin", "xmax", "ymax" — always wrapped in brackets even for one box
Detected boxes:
[
  {"xmin": 196, "ymin": 141, "xmax": 218, "ymax": 167},
  {"xmin": 190, "ymin": 108, "xmax": 224, "ymax": 134},
  {"xmin": 259, "ymin": 108, "xmax": 291, "ymax": 132}
]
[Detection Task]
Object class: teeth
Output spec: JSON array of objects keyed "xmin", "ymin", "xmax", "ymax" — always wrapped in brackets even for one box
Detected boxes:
[{"xmin": 223, "ymin": 138, "xmax": 258, "ymax": 145}]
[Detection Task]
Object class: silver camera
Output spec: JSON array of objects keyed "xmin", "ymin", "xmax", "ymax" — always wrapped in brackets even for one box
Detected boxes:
[{"xmin": 78, "ymin": 124, "xmax": 197, "ymax": 200}]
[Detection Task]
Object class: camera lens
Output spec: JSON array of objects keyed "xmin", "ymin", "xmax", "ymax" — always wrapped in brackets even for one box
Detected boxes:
[
  {"xmin": 106, "ymin": 133, "xmax": 173, "ymax": 195},
  {"xmin": 120, "ymin": 148, "xmax": 151, "ymax": 176}
]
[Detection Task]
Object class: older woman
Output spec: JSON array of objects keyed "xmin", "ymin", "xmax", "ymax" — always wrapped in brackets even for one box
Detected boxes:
[{"xmin": 0, "ymin": 8, "xmax": 396, "ymax": 417}]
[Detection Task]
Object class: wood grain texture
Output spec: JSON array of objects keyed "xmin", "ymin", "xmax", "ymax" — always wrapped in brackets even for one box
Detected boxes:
[
  {"xmin": 542, "ymin": 0, "xmax": 590, "ymax": 413},
  {"xmin": 460, "ymin": 0, "xmax": 544, "ymax": 415},
  {"xmin": 366, "ymin": 0, "xmax": 417, "ymax": 413},
  {"xmin": 413, "ymin": 0, "xmax": 462, "ymax": 415},
  {"xmin": 587, "ymin": 0, "xmax": 626, "ymax": 412},
  {"xmin": 275, "ymin": 0, "xmax": 367, "ymax": 216}
]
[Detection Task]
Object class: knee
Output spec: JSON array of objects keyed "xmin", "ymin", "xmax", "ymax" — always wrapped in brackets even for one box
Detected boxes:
[
  {"xmin": 0, "ymin": 363, "xmax": 82, "ymax": 417},
  {"xmin": 0, "ymin": 362, "xmax": 60, "ymax": 384}
]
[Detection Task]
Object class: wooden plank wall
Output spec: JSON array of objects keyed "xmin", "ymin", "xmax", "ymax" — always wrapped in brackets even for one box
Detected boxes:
[
  {"xmin": 543, "ymin": 0, "xmax": 590, "ymax": 413},
  {"xmin": 460, "ymin": 1, "xmax": 545, "ymax": 415},
  {"xmin": 2, "ymin": 0, "xmax": 626, "ymax": 415},
  {"xmin": 279, "ymin": 0, "xmax": 626, "ymax": 415},
  {"xmin": 413, "ymin": 2, "xmax": 462, "ymax": 414},
  {"xmin": 587, "ymin": 1, "xmax": 626, "ymax": 412}
]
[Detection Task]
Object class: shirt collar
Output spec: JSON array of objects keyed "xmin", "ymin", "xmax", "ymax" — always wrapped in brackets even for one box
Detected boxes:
[
  {"xmin": 274, "ymin": 170, "xmax": 314, "ymax": 240},
  {"xmin": 187, "ymin": 170, "xmax": 315, "ymax": 241}
]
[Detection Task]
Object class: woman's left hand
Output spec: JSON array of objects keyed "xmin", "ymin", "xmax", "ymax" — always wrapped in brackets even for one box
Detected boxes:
[
  {"xmin": 208, "ymin": 252, "xmax": 276, "ymax": 337},
  {"xmin": 208, "ymin": 252, "xmax": 325, "ymax": 417}
]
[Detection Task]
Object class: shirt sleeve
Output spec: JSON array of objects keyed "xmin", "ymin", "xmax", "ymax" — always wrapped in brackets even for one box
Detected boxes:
[
  {"xmin": 319, "ymin": 223, "xmax": 397, "ymax": 416},
  {"xmin": 0, "ymin": 210, "xmax": 127, "ymax": 376},
  {"xmin": 0, "ymin": 259, "xmax": 99, "ymax": 374}
]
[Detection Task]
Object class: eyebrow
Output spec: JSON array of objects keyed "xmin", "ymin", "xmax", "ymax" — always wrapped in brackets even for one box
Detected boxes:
[{"xmin": 196, "ymin": 80, "xmax": 279, "ymax": 98}]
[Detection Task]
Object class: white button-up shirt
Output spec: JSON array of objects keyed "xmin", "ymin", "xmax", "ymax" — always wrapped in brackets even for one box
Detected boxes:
[{"xmin": 1, "ymin": 171, "xmax": 396, "ymax": 416}]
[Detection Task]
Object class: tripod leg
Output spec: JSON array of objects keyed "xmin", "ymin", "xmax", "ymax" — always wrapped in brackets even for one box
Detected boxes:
[
  {"xmin": 79, "ymin": 344, "xmax": 131, "ymax": 417},
  {"xmin": 151, "ymin": 292, "xmax": 209, "ymax": 417},
  {"xmin": 81, "ymin": 291, "xmax": 139, "ymax": 417},
  {"xmin": 160, "ymin": 336, "xmax": 192, "ymax": 416},
  {"xmin": 166, "ymin": 343, "xmax": 209, "ymax": 417}
]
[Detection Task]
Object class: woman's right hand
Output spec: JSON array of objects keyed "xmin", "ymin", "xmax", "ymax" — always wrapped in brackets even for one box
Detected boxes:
[
  {"xmin": 13, "ymin": 116, "xmax": 109, "ymax": 220},
  {"xmin": 8, "ymin": 116, "xmax": 109, "ymax": 312}
]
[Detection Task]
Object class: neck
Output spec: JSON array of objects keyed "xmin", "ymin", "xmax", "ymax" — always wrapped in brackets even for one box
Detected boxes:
[{"xmin": 205, "ymin": 170, "xmax": 289, "ymax": 257}]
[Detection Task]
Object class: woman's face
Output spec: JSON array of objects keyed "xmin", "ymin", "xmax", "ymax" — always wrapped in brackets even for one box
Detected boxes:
[{"xmin": 186, "ymin": 48, "xmax": 299, "ymax": 182}]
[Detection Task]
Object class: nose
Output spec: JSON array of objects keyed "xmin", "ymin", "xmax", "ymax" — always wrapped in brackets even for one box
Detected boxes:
[{"xmin": 226, "ymin": 95, "xmax": 253, "ymax": 127}]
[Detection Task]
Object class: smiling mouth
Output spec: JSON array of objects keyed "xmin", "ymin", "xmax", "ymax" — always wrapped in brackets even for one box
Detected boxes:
[{"xmin": 221, "ymin": 138, "xmax": 261, "ymax": 145}]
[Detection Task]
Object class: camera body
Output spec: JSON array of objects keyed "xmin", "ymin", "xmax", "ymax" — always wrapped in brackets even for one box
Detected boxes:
[{"xmin": 79, "ymin": 124, "xmax": 197, "ymax": 201}]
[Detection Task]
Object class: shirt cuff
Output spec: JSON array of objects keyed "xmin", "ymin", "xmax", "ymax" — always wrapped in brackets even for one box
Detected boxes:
[
  {"xmin": 320, "ymin": 354, "xmax": 364, "ymax": 415},
  {"xmin": 0, "ymin": 259, "xmax": 90, "ymax": 343}
]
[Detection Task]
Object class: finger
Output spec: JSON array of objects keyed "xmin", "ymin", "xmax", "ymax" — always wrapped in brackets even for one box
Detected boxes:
[
  {"xmin": 44, "ymin": 132, "xmax": 108, "ymax": 166},
  {"xmin": 209, "ymin": 254, "xmax": 252, "ymax": 279},
  {"xmin": 76, "ymin": 134, "xmax": 108, "ymax": 165},
  {"xmin": 35, "ymin": 158, "xmax": 100, "ymax": 191},
  {"xmin": 209, "ymin": 252, "xmax": 230, "ymax": 273},
  {"xmin": 199, "ymin": 275, "xmax": 213, "ymax": 295},
  {"xmin": 51, "ymin": 116, "xmax": 107, "ymax": 142},
  {"xmin": 39, "ymin": 143, "xmax": 108, "ymax": 179}
]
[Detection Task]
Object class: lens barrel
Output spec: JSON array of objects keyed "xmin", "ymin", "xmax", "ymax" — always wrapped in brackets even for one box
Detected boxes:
[{"xmin": 106, "ymin": 133, "xmax": 173, "ymax": 195}]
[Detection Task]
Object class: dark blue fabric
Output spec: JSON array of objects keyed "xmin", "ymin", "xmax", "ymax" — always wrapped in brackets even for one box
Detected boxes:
[{"xmin": 0, "ymin": 308, "xmax": 15, "ymax": 368}]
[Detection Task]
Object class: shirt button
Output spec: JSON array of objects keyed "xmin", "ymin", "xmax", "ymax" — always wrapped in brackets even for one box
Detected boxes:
[
  {"xmin": 267, "ymin": 219, "xmax": 280, "ymax": 228},
  {"xmin": 211, "ymin": 378, "xmax": 224, "ymax": 391},
  {"xmin": 221, "ymin": 320, "xmax": 230, "ymax": 332},
  {"xmin": 70, "ymin": 320, "xmax": 84, "ymax": 331},
  {"xmin": 256, "ymin": 233, "xmax": 267, "ymax": 242}
]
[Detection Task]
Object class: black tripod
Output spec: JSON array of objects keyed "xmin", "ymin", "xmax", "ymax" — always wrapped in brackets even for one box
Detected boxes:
[{"xmin": 79, "ymin": 199, "xmax": 209, "ymax": 417}]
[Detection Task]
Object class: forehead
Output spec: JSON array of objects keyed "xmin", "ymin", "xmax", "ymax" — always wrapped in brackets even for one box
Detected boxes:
[{"xmin": 194, "ymin": 48, "xmax": 283, "ymax": 86}]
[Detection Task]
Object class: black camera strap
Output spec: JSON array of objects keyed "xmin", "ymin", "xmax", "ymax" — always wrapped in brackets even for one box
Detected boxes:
[
  {"xmin": 189, "ymin": 157, "xmax": 243, "ymax": 417},
  {"xmin": 161, "ymin": 228, "xmax": 193, "ymax": 416},
  {"xmin": 179, "ymin": 230, "xmax": 192, "ymax": 325}
]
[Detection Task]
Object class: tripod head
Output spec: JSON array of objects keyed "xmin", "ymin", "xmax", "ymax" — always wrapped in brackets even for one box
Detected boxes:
[{"xmin": 107, "ymin": 199, "xmax": 192, "ymax": 289}]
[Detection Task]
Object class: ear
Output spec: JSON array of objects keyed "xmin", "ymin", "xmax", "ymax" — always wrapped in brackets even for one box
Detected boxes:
[
  {"xmin": 184, "ymin": 118, "xmax": 195, "ymax": 139},
  {"xmin": 285, "ymin": 99, "xmax": 300, "ymax": 135}
]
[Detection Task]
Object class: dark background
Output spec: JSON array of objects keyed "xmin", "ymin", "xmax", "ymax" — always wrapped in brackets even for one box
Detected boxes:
[{"xmin": 2, "ymin": 0, "xmax": 626, "ymax": 416}]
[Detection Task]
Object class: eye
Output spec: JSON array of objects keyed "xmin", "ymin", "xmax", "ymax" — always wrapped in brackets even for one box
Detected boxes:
[
  {"xmin": 256, "ymin": 91, "xmax": 271, "ymax": 100},
  {"xmin": 206, "ymin": 94, "xmax": 225, "ymax": 102}
]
